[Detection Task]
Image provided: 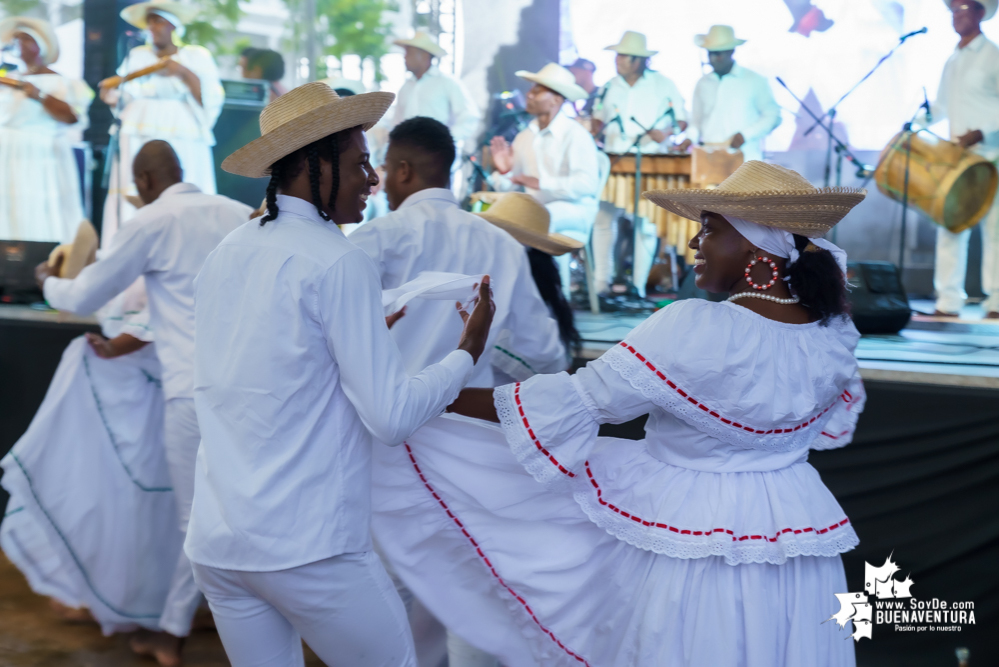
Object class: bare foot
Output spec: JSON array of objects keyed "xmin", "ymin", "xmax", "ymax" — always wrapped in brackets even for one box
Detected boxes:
[
  {"xmin": 49, "ymin": 598, "xmax": 94, "ymax": 623},
  {"xmin": 932, "ymin": 309, "xmax": 960, "ymax": 318},
  {"xmin": 130, "ymin": 629, "xmax": 185, "ymax": 667},
  {"xmin": 986, "ymin": 311, "xmax": 999, "ymax": 320}
]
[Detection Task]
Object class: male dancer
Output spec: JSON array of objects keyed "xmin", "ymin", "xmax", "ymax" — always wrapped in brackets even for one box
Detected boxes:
[{"xmin": 35, "ymin": 140, "xmax": 252, "ymax": 666}]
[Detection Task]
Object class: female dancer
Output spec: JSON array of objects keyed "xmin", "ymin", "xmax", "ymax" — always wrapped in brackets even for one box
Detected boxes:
[
  {"xmin": 372, "ymin": 161, "xmax": 866, "ymax": 666},
  {"xmin": 0, "ymin": 17, "xmax": 93, "ymax": 242}
]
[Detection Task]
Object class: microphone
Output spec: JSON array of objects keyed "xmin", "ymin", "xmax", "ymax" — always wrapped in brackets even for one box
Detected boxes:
[
  {"xmin": 900, "ymin": 27, "xmax": 928, "ymax": 41},
  {"xmin": 922, "ymin": 86, "xmax": 932, "ymax": 123}
]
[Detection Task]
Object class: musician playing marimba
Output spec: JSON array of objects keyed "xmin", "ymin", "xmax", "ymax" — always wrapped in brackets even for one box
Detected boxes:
[
  {"xmin": 99, "ymin": 1, "xmax": 223, "ymax": 243},
  {"xmin": 0, "ymin": 17, "xmax": 93, "ymax": 242}
]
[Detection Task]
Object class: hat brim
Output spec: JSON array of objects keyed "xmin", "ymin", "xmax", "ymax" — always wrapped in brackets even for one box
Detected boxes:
[
  {"xmin": 0, "ymin": 17, "xmax": 59, "ymax": 65},
  {"xmin": 477, "ymin": 213, "xmax": 584, "ymax": 256},
  {"xmin": 120, "ymin": 2, "xmax": 199, "ymax": 29},
  {"xmin": 642, "ymin": 187, "xmax": 866, "ymax": 238},
  {"xmin": 604, "ymin": 45, "xmax": 658, "ymax": 57},
  {"xmin": 693, "ymin": 35, "xmax": 747, "ymax": 51},
  {"xmin": 943, "ymin": 0, "xmax": 997, "ymax": 19},
  {"xmin": 515, "ymin": 71, "xmax": 587, "ymax": 103},
  {"xmin": 392, "ymin": 38, "xmax": 446, "ymax": 58},
  {"xmin": 221, "ymin": 91, "xmax": 394, "ymax": 179}
]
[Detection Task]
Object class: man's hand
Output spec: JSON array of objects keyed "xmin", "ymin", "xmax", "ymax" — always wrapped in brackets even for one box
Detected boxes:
[
  {"xmin": 35, "ymin": 255, "xmax": 62, "ymax": 290},
  {"xmin": 385, "ymin": 306, "xmax": 406, "ymax": 330},
  {"xmin": 489, "ymin": 136, "xmax": 514, "ymax": 174},
  {"xmin": 510, "ymin": 174, "xmax": 540, "ymax": 190},
  {"xmin": 648, "ymin": 128, "xmax": 670, "ymax": 143},
  {"xmin": 730, "ymin": 132, "xmax": 746, "ymax": 149},
  {"xmin": 674, "ymin": 138, "xmax": 693, "ymax": 153},
  {"xmin": 958, "ymin": 129, "xmax": 984, "ymax": 148},
  {"xmin": 456, "ymin": 277, "xmax": 495, "ymax": 364},
  {"xmin": 85, "ymin": 332, "xmax": 149, "ymax": 359},
  {"xmin": 590, "ymin": 118, "xmax": 604, "ymax": 138}
]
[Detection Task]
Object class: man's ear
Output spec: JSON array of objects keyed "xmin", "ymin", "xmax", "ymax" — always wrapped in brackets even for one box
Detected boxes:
[{"xmin": 398, "ymin": 159, "xmax": 414, "ymax": 183}]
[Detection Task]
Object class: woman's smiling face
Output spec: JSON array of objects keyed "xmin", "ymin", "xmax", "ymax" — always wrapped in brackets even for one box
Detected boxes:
[{"xmin": 688, "ymin": 211, "xmax": 757, "ymax": 293}]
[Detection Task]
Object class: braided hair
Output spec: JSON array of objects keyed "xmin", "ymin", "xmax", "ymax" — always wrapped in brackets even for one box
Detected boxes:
[
  {"xmin": 787, "ymin": 234, "xmax": 849, "ymax": 325},
  {"xmin": 526, "ymin": 248, "xmax": 581, "ymax": 353}
]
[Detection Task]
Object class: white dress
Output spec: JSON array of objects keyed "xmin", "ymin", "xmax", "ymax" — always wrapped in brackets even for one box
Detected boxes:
[
  {"xmin": 372, "ymin": 299, "xmax": 865, "ymax": 666},
  {"xmin": 0, "ymin": 281, "xmax": 181, "ymax": 635},
  {"xmin": 0, "ymin": 73, "xmax": 94, "ymax": 242},
  {"xmin": 101, "ymin": 45, "xmax": 224, "ymax": 244}
]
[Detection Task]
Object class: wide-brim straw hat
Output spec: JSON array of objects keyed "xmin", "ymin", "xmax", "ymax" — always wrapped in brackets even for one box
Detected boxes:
[
  {"xmin": 643, "ymin": 161, "xmax": 866, "ymax": 238},
  {"xmin": 477, "ymin": 193, "xmax": 584, "ymax": 256},
  {"xmin": 694, "ymin": 25, "xmax": 747, "ymax": 52},
  {"xmin": 120, "ymin": 2, "xmax": 199, "ymax": 29},
  {"xmin": 943, "ymin": 0, "xmax": 998, "ymax": 19},
  {"xmin": 0, "ymin": 17, "xmax": 59, "ymax": 65},
  {"xmin": 605, "ymin": 30, "xmax": 657, "ymax": 57},
  {"xmin": 393, "ymin": 31, "xmax": 446, "ymax": 58},
  {"xmin": 515, "ymin": 63, "xmax": 588, "ymax": 102},
  {"xmin": 222, "ymin": 82, "xmax": 394, "ymax": 179}
]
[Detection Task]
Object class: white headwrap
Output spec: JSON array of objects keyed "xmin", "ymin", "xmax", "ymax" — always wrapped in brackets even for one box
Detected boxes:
[
  {"xmin": 724, "ymin": 215, "xmax": 848, "ymax": 276},
  {"xmin": 148, "ymin": 8, "xmax": 183, "ymax": 28}
]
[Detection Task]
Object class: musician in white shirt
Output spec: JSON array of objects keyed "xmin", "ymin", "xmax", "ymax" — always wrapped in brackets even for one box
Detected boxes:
[
  {"xmin": 35, "ymin": 140, "xmax": 252, "ymax": 667},
  {"xmin": 679, "ymin": 25, "xmax": 781, "ymax": 163},
  {"xmin": 592, "ymin": 30, "xmax": 687, "ymax": 154},
  {"xmin": 929, "ymin": 0, "xmax": 999, "ymax": 317}
]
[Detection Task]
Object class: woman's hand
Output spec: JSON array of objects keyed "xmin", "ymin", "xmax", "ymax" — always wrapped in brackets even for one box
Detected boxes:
[{"xmin": 456, "ymin": 277, "xmax": 495, "ymax": 364}]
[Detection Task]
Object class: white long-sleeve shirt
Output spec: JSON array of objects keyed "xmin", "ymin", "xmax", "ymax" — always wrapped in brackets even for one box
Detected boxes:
[
  {"xmin": 592, "ymin": 70, "xmax": 687, "ymax": 154},
  {"xmin": 689, "ymin": 63, "xmax": 781, "ymax": 163},
  {"xmin": 185, "ymin": 194, "xmax": 474, "ymax": 571},
  {"xmin": 350, "ymin": 188, "xmax": 567, "ymax": 388},
  {"xmin": 931, "ymin": 33, "xmax": 999, "ymax": 159},
  {"xmin": 389, "ymin": 65, "xmax": 481, "ymax": 146},
  {"xmin": 43, "ymin": 183, "xmax": 251, "ymax": 400},
  {"xmin": 489, "ymin": 110, "xmax": 600, "ymax": 209}
]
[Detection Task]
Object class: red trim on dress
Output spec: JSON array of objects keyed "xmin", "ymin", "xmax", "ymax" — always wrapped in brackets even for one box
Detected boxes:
[
  {"xmin": 514, "ymin": 382, "xmax": 575, "ymax": 477},
  {"xmin": 404, "ymin": 443, "xmax": 592, "ymax": 666}
]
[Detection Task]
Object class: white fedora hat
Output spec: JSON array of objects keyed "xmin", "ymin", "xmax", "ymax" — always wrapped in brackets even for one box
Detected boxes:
[
  {"xmin": 694, "ymin": 25, "xmax": 747, "ymax": 51},
  {"xmin": 222, "ymin": 82, "xmax": 394, "ymax": 179},
  {"xmin": 515, "ymin": 63, "xmax": 587, "ymax": 102},
  {"xmin": 0, "ymin": 17, "xmax": 59, "ymax": 65},
  {"xmin": 393, "ymin": 31, "xmax": 446, "ymax": 58},
  {"xmin": 477, "ymin": 193, "xmax": 584, "ymax": 256},
  {"xmin": 942, "ymin": 0, "xmax": 998, "ymax": 19},
  {"xmin": 605, "ymin": 30, "xmax": 657, "ymax": 57},
  {"xmin": 120, "ymin": 2, "xmax": 199, "ymax": 29}
]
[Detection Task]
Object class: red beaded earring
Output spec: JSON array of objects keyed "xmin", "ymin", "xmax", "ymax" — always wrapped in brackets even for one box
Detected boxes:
[{"xmin": 744, "ymin": 256, "xmax": 779, "ymax": 290}]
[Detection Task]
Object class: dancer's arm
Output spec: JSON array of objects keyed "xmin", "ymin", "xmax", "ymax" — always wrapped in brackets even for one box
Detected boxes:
[{"xmin": 446, "ymin": 388, "xmax": 498, "ymax": 422}]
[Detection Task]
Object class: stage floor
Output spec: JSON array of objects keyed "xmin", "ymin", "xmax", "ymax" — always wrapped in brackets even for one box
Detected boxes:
[{"xmin": 576, "ymin": 299, "xmax": 999, "ymax": 390}]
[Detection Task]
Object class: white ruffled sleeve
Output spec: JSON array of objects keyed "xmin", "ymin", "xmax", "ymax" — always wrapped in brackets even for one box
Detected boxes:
[{"xmin": 810, "ymin": 370, "xmax": 865, "ymax": 450}]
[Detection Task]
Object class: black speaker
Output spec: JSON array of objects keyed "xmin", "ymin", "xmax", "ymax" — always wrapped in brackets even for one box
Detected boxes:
[
  {"xmin": 0, "ymin": 241, "xmax": 58, "ymax": 304},
  {"xmin": 213, "ymin": 80, "xmax": 270, "ymax": 208},
  {"xmin": 846, "ymin": 261, "xmax": 911, "ymax": 334}
]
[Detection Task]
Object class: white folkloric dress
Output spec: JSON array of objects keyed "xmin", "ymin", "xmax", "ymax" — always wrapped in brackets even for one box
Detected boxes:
[
  {"xmin": 101, "ymin": 44, "xmax": 223, "ymax": 244},
  {"xmin": 0, "ymin": 73, "xmax": 94, "ymax": 242},
  {"xmin": 0, "ymin": 259, "xmax": 181, "ymax": 634},
  {"xmin": 372, "ymin": 299, "xmax": 865, "ymax": 667}
]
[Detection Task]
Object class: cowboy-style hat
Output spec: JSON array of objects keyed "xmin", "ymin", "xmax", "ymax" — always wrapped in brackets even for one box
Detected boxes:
[
  {"xmin": 605, "ymin": 30, "xmax": 657, "ymax": 57},
  {"xmin": 477, "ymin": 193, "xmax": 584, "ymax": 256},
  {"xmin": 942, "ymin": 0, "xmax": 998, "ymax": 19},
  {"xmin": 694, "ymin": 25, "xmax": 747, "ymax": 52},
  {"xmin": 393, "ymin": 31, "xmax": 447, "ymax": 58},
  {"xmin": 515, "ymin": 63, "xmax": 588, "ymax": 102},
  {"xmin": 222, "ymin": 82, "xmax": 394, "ymax": 179},
  {"xmin": 120, "ymin": 2, "xmax": 199, "ymax": 30},
  {"xmin": 0, "ymin": 17, "xmax": 59, "ymax": 65},
  {"xmin": 643, "ymin": 161, "xmax": 866, "ymax": 237}
]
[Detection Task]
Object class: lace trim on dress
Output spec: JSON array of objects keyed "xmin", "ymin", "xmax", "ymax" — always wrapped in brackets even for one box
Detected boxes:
[
  {"xmin": 604, "ymin": 342, "xmax": 851, "ymax": 453},
  {"xmin": 495, "ymin": 382, "xmax": 577, "ymax": 494}
]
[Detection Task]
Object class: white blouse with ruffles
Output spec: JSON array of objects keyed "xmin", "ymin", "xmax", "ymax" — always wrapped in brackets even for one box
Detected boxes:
[{"xmin": 496, "ymin": 298, "xmax": 865, "ymax": 566}]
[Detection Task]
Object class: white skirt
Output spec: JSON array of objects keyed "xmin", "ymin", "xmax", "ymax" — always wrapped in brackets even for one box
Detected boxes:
[
  {"xmin": 371, "ymin": 415, "xmax": 857, "ymax": 667},
  {"xmin": 0, "ymin": 337, "xmax": 181, "ymax": 635}
]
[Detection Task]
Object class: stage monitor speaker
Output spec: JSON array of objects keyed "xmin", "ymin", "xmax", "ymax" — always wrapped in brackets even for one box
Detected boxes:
[
  {"xmin": 0, "ymin": 241, "xmax": 58, "ymax": 304},
  {"xmin": 846, "ymin": 261, "xmax": 911, "ymax": 334},
  {"xmin": 213, "ymin": 80, "xmax": 270, "ymax": 208}
]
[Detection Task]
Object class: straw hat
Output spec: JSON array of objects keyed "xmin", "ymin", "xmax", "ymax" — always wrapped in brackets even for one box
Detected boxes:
[
  {"xmin": 0, "ymin": 17, "xmax": 59, "ymax": 65},
  {"xmin": 120, "ymin": 2, "xmax": 199, "ymax": 29},
  {"xmin": 476, "ymin": 193, "xmax": 584, "ymax": 256},
  {"xmin": 604, "ymin": 30, "xmax": 657, "ymax": 57},
  {"xmin": 942, "ymin": 0, "xmax": 998, "ymax": 19},
  {"xmin": 694, "ymin": 25, "xmax": 746, "ymax": 52},
  {"xmin": 643, "ymin": 161, "xmax": 866, "ymax": 238},
  {"xmin": 515, "ymin": 63, "xmax": 587, "ymax": 102},
  {"xmin": 393, "ymin": 31, "xmax": 446, "ymax": 58},
  {"xmin": 222, "ymin": 82, "xmax": 394, "ymax": 179}
]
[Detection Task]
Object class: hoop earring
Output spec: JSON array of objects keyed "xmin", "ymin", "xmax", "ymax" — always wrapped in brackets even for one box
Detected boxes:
[{"xmin": 745, "ymin": 256, "xmax": 779, "ymax": 291}]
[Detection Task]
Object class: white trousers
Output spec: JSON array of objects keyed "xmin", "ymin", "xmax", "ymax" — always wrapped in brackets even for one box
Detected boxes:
[
  {"xmin": 159, "ymin": 397, "xmax": 203, "ymax": 637},
  {"xmin": 934, "ymin": 193, "xmax": 999, "ymax": 314},
  {"xmin": 192, "ymin": 551, "xmax": 417, "ymax": 667}
]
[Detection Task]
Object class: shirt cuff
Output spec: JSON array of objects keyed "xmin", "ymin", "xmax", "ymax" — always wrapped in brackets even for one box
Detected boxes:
[
  {"xmin": 439, "ymin": 349, "xmax": 475, "ymax": 387},
  {"xmin": 43, "ymin": 276, "xmax": 67, "ymax": 309}
]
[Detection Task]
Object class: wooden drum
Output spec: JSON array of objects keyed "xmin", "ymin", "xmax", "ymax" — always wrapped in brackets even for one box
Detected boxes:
[{"xmin": 874, "ymin": 130, "xmax": 998, "ymax": 234}]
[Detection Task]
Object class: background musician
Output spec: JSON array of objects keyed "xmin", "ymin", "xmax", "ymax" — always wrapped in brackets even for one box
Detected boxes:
[
  {"xmin": 927, "ymin": 0, "xmax": 999, "ymax": 318},
  {"xmin": 678, "ymin": 25, "xmax": 781, "ymax": 163},
  {"xmin": 567, "ymin": 57, "xmax": 599, "ymax": 116},
  {"xmin": 99, "ymin": 1, "xmax": 224, "ymax": 244},
  {"xmin": 0, "ymin": 17, "xmax": 93, "ymax": 243}
]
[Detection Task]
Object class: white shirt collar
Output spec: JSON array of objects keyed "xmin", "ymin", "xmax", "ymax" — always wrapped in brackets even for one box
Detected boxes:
[
  {"xmin": 397, "ymin": 187, "xmax": 458, "ymax": 211},
  {"xmin": 275, "ymin": 194, "xmax": 334, "ymax": 226},
  {"xmin": 415, "ymin": 64, "xmax": 442, "ymax": 81},
  {"xmin": 159, "ymin": 182, "xmax": 201, "ymax": 200},
  {"xmin": 958, "ymin": 33, "xmax": 987, "ymax": 52},
  {"xmin": 529, "ymin": 109, "xmax": 568, "ymax": 138},
  {"xmin": 710, "ymin": 62, "xmax": 744, "ymax": 81}
]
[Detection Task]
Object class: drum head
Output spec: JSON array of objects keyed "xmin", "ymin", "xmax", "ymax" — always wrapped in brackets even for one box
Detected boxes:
[{"xmin": 944, "ymin": 161, "xmax": 998, "ymax": 233}]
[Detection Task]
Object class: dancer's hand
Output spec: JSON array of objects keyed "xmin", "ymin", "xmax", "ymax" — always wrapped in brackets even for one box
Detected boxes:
[
  {"xmin": 456, "ymin": 276, "xmax": 495, "ymax": 364},
  {"xmin": 385, "ymin": 306, "xmax": 406, "ymax": 330},
  {"xmin": 86, "ymin": 332, "xmax": 149, "ymax": 359},
  {"xmin": 35, "ymin": 255, "xmax": 62, "ymax": 289}
]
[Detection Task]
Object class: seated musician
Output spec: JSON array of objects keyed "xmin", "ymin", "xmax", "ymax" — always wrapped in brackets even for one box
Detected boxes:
[
  {"xmin": 677, "ymin": 25, "xmax": 781, "ymax": 163},
  {"xmin": 488, "ymin": 63, "xmax": 601, "ymax": 292}
]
